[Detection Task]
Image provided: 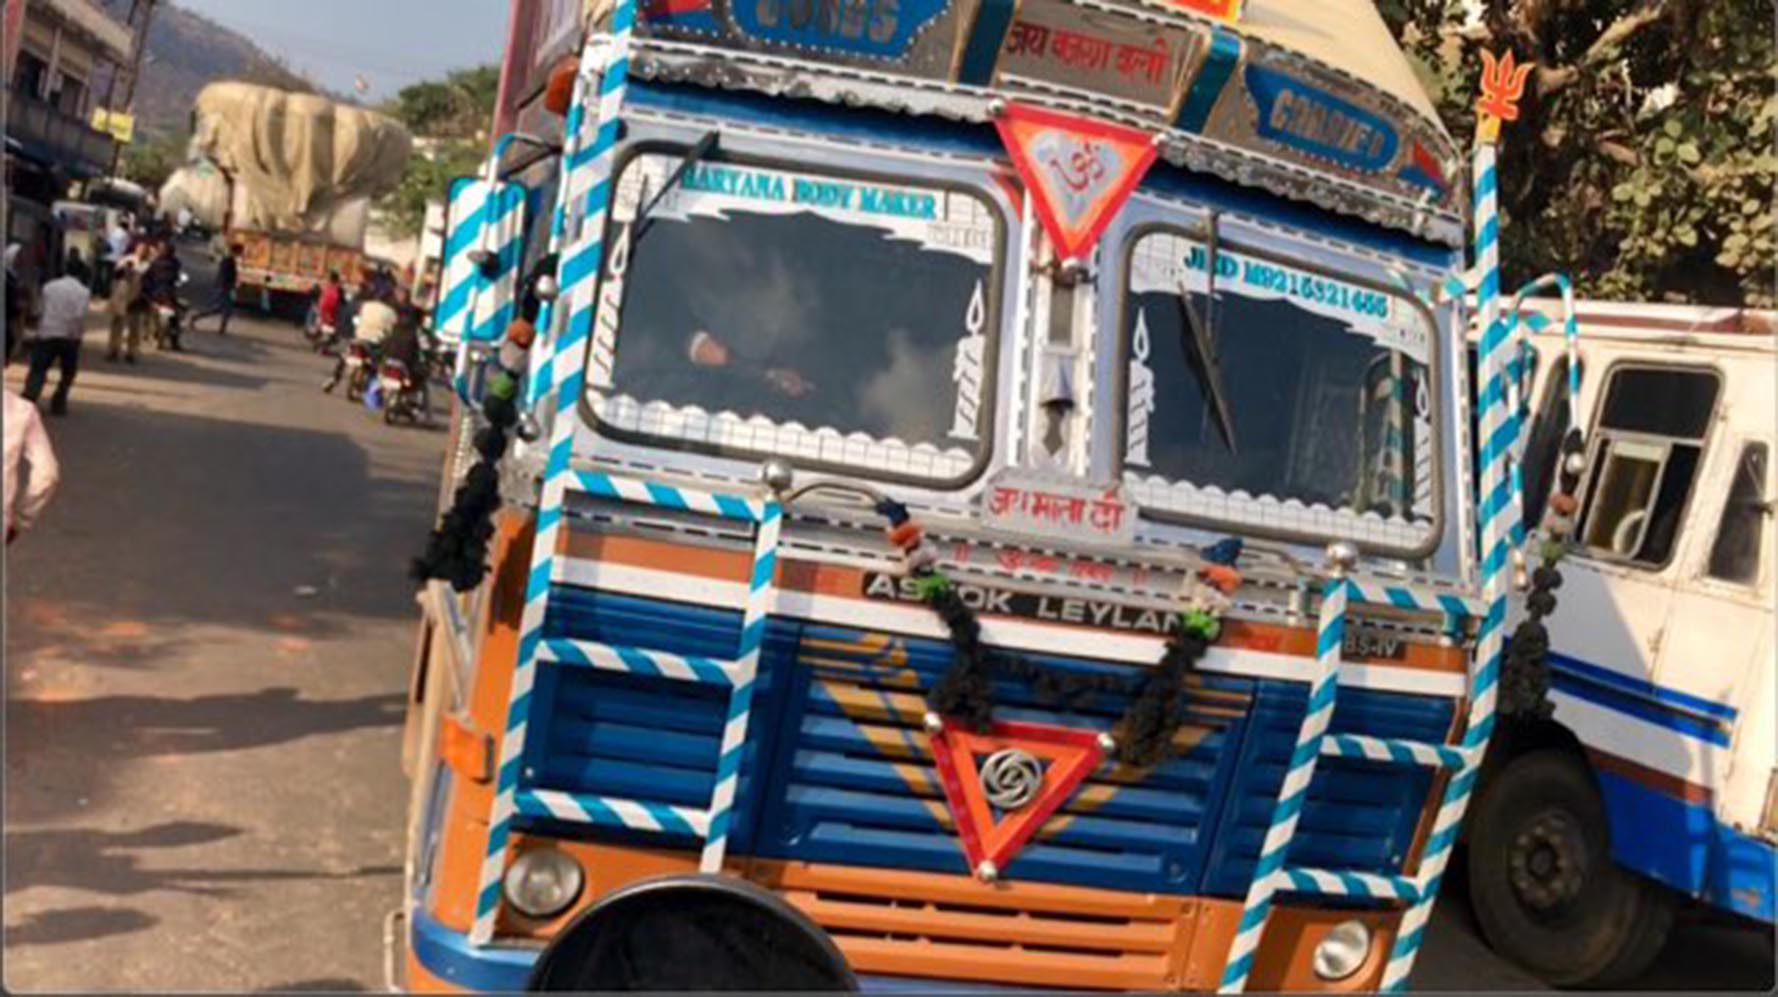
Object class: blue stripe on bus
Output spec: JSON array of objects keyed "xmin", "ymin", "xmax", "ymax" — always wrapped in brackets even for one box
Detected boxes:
[
  {"xmin": 1549, "ymin": 666, "xmax": 1731, "ymax": 747},
  {"xmin": 1596, "ymin": 770, "xmax": 1775, "ymax": 924},
  {"xmin": 1547, "ymin": 651, "xmax": 1738, "ymax": 723}
]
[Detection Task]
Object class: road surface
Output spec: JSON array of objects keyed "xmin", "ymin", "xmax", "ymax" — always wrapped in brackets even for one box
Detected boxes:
[{"xmin": 2, "ymin": 249, "xmax": 1770, "ymax": 991}]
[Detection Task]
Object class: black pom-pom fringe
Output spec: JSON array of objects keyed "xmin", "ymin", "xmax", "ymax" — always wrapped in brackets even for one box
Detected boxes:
[{"xmin": 410, "ymin": 393, "xmax": 522, "ymax": 592}]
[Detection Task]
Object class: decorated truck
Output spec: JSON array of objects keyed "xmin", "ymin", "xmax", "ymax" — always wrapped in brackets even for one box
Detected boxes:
[
  {"xmin": 183, "ymin": 81, "xmax": 412, "ymax": 309},
  {"xmin": 394, "ymin": 0, "xmax": 1593, "ymax": 991}
]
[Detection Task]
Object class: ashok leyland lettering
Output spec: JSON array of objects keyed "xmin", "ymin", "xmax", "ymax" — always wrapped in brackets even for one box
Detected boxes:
[{"xmin": 395, "ymin": 0, "xmax": 1555, "ymax": 990}]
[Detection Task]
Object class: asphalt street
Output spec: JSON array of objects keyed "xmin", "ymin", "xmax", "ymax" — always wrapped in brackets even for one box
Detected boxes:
[{"xmin": 1, "ymin": 248, "xmax": 1770, "ymax": 991}]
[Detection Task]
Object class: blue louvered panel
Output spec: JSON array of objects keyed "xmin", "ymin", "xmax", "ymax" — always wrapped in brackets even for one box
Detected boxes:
[
  {"xmin": 1198, "ymin": 680, "xmax": 1455, "ymax": 898},
  {"xmin": 521, "ymin": 586, "xmax": 795, "ymax": 853},
  {"xmin": 750, "ymin": 620, "xmax": 1252, "ymax": 894}
]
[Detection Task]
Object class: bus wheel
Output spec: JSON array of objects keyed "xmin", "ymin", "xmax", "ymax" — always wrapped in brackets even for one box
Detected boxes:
[{"xmin": 1467, "ymin": 749, "xmax": 1676, "ymax": 988}]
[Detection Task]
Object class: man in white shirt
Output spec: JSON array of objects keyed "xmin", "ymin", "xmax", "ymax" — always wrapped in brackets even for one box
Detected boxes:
[
  {"xmin": 22, "ymin": 256, "xmax": 94, "ymax": 415},
  {"xmin": 4, "ymin": 387, "xmax": 59, "ymax": 542}
]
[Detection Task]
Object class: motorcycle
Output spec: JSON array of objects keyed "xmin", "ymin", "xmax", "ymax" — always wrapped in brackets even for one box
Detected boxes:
[
  {"xmin": 152, "ymin": 273, "xmax": 192, "ymax": 351},
  {"xmin": 377, "ymin": 358, "xmax": 430, "ymax": 425},
  {"xmin": 342, "ymin": 341, "xmax": 375, "ymax": 401}
]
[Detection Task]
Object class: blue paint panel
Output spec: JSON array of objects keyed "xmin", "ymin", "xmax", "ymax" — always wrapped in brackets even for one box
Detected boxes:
[
  {"xmin": 621, "ymin": 80, "xmax": 1457, "ymax": 268},
  {"xmin": 523, "ymin": 587, "xmax": 805, "ymax": 855},
  {"xmin": 410, "ymin": 908, "xmax": 537, "ymax": 991},
  {"xmin": 956, "ymin": 0, "xmax": 1017, "ymax": 85},
  {"xmin": 1199, "ymin": 681, "xmax": 1452, "ymax": 899},
  {"xmin": 728, "ymin": 0, "xmax": 950, "ymax": 60},
  {"xmin": 1245, "ymin": 65, "xmax": 1400, "ymax": 174},
  {"xmin": 1596, "ymin": 770, "xmax": 1776, "ymax": 923},
  {"xmin": 1548, "ymin": 651, "xmax": 1738, "ymax": 723},
  {"xmin": 1174, "ymin": 27, "xmax": 1240, "ymax": 133},
  {"xmin": 536, "ymin": 582, "xmax": 1456, "ymax": 898}
]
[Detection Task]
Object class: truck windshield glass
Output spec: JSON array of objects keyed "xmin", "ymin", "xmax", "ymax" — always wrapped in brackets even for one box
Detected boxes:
[
  {"xmin": 589, "ymin": 152, "xmax": 1000, "ymax": 483},
  {"xmin": 1123, "ymin": 229, "xmax": 1438, "ymax": 552}
]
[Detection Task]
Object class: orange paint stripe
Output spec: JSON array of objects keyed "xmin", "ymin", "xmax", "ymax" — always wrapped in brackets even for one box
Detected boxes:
[
  {"xmin": 562, "ymin": 531, "xmax": 1466, "ymax": 673},
  {"xmin": 1587, "ymin": 747, "xmax": 1714, "ymax": 804}
]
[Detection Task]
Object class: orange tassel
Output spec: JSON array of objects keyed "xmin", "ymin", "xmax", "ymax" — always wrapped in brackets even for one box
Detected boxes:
[{"xmin": 544, "ymin": 56, "xmax": 578, "ymax": 116}]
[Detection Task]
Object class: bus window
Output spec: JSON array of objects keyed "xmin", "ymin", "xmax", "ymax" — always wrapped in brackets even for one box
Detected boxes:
[
  {"xmin": 589, "ymin": 152, "xmax": 1002, "ymax": 484},
  {"xmin": 1707, "ymin": 441, "xmax": 1769, "ymax": 585},
  {"xmin": 1520, "ymin": 356, "xmax": 1581, "ymax": 531},
  {"xmin": 1577, "ymin": 366, "xmax": 1720, "ymax": 566}
]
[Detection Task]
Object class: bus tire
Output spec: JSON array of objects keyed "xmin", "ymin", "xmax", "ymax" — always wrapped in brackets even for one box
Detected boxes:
[{"xmin": 1467, "ymin": 749, "xmax": 1676, "ymax": 988}]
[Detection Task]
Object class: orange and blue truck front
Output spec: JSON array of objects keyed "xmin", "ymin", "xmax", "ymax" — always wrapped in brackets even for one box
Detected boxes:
[{"xmin": 398, "ymin": 0, "xmax": 1500, "ymax": 990}]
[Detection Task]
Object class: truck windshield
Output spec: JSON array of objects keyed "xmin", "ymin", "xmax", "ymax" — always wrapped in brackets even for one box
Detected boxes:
[
  {"xmin": 591, "ymin": 152, "xmax": 1002, "ymax": 484},
  {"xmin": 1123, "ymin": 229, "xmax": 1438, "ymax": 552}
]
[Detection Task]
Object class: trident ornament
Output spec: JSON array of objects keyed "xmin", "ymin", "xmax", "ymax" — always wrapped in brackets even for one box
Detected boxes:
[{"xmin": 1476, "ymin": 49, "xmax": 1533, "ymax": 144}]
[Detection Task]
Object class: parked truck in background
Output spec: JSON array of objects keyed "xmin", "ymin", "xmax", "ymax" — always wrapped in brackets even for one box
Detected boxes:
[{"xmin": 168, "ymin": 80, "xmax": 412, "ymax": 314}]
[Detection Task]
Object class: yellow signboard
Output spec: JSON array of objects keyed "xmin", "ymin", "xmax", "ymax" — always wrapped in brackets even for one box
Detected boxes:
[{"xmin": 90, "ymin": 107, "xmax": 136, "ymax": 144}]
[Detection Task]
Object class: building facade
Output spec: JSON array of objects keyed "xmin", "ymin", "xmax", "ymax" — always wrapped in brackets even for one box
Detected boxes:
[{"xmin": 4, "ymin": 0, "xmax": 134, "ymax": 282}]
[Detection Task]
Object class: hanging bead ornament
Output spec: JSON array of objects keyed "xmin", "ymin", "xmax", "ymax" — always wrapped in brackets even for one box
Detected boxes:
[{"xmin": 875, "ymin": 496, "xmax": 1241, "ymax": 768}]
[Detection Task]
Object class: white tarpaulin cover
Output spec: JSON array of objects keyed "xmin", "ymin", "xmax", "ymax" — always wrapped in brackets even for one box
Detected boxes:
[
  {"xmin": 158, "ymin": 159, "xmax": 231, "ymax": 229},
  {"xmin": 190, "ymin": 82, "xmax": 412, "ymax": 236}
]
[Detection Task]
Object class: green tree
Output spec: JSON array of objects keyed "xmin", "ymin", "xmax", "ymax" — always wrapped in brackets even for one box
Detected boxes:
[
  {"xmin": 377, "ymin": 64, "xmax": 505, "ymax": 237},
  {"xmin": 1380, "ymin": 0, "xmax": 1775, "ymax": 307},
  {"xmin": 387, "ymin": 64, "xmax": 501, "ymax": 141},
  {"xmin": 377, "ymin": 139, "xmax": 484, "ymax": 238},
  {"xmin": 121, "ymin": 130, "xmax": 189, "ymax": 191}
]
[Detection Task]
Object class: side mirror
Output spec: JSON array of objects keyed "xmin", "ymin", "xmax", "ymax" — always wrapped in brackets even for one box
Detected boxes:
[{"xmin": 434, "ymin": 176, "xmax": 530, "ymax": 348}]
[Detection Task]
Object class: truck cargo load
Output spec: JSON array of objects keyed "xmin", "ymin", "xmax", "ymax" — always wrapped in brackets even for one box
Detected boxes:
[{"xmin": 191, "ymin": 81, "xmax": 412, "ymax": 235}]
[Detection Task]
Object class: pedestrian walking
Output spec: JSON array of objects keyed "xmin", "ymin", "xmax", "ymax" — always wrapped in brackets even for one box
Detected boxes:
[
  {"xmin": 4, "ymin": 242, "xmax": 25, "ymax": 364},
  {"xmin": 106, "ymin": 245, "xmax": 147, "ymax": 363},
  {"xmin": 192, "ymin": 244, "xmax": 240, "ymax": 335},
  {"xmin": 22, "ymin": 256, "xmax": 94, "ymax": 415},
  {"xmin": 3, "ymin": 348, "xmax": 59, "ymax": 545}
]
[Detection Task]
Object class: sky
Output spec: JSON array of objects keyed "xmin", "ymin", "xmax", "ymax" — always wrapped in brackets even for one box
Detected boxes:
[{"xmin": 175, "ymin": 0, "xmax": 514, "ymax": 101}]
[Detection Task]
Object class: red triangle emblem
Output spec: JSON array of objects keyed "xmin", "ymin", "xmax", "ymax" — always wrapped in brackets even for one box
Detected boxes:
[
  {"xmin": 994, "ymin": 103, "xmax": 1159, "ymax": 262},
  {"xmin": 929, "ymin": 719, "xmax": 1107, "ymax": 876}
]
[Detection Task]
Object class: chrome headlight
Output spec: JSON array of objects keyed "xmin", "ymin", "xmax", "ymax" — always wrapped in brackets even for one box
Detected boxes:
[
  {"xmin": 503, "ymin": 848, "xmax": 584, "ymax": 919},
  {"xmin": 1311, "ymin": 919, "xmax": 1372, "ymax": 982}
]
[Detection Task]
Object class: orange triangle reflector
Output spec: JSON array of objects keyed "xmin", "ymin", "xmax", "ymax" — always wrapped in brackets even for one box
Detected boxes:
[
  {"xmin": 929, "ymin": 718, "xmax": 1107, "ymax": 875},
  {"xmin": 994, "ymin": 103, "xmax": 1159, "ymax": 262}
]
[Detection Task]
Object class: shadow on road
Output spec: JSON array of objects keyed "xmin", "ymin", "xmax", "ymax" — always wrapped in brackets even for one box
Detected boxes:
[
  {"xmin": 4, "ymin": 905, "xmax": 158, "ymax": 947},
  {"xmin": 5, "ymin": 820, "xmax": 398, "ymax": 900},
  {"xmin": 6, "ymin": 687, "xmax": 405, "ymax": 825},
  {"xmin": 6, "ymin": 398, "xmax": 435, "ymax": 645}
]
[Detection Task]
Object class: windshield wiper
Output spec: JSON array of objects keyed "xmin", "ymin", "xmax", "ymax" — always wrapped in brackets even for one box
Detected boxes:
[
  {"xmin": 1176, "ymin": 212, "xmax": 1238, "ymax": 454},
  {"xmin": 632, "ymin": 130, "xmax": 720, "ymax": 243}
]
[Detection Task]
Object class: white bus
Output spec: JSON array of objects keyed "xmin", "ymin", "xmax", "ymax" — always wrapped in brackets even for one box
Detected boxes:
[{"xmin": 1466, "ymin": 299, "xmax": 1775, "ymax": 986}]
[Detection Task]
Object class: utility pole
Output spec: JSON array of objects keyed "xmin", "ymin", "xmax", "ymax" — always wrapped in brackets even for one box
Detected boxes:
[{"xmin": 106, "ymin": 0, "xmax": 158, "ymax": 179}]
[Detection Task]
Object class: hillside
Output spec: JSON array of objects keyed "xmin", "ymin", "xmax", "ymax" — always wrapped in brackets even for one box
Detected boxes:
[{"xmin": 100, "ymin": 1, "xmax": 331, "ymax": 137}]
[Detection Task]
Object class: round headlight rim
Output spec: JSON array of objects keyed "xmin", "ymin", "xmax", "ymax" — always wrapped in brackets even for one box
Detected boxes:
[
  {"xmin": 1310, "ymin": 918, "xmax": 1374, "ymax": 982},
  {"xmin": 502, "ymin": 847, "xmax": 587, "ymax": 921}
]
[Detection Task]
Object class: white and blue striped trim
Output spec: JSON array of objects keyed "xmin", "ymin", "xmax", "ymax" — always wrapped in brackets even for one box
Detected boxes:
[
  {"xmin": 516, "ymin": 788, "xmax": 712, "ymax": 837},
  {"xmin": 1276, "ymin": 867, "xmax": 1425, "ymax": 903},
  {"xmin": 1378, "ymin": 139, "xmax": 1512, "ymax": 992},
  {"xmin": 1219, "ymin": 576, "xmax": 1348, "ymax": 993},
  {"xmin": 1321, "ymin": 733, "xmax": 1473, "ymax": 769},
  {"xmin": 1344, "ymin": 580, "xmax": 1481, "ymax": 621},
  {"xmin": 471, "ymin": 17, "xmax": 638, "ymax": 947}
]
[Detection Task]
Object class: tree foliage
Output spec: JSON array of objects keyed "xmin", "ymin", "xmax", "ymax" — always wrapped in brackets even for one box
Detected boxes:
[
  {"xmin": 1379, "ymin": 0, "xmax": 1775, "ymax": 307},
  {"xmin": 376, "ymin": 65, "xmax": 503, "ymax": 237},
  {"xmin": 386, "ymin": 65, "xmax": 501, "ymax": 141},
  {"xmin": 121, "ymin": 130, "xmax": 189, "ymax": 192}
]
